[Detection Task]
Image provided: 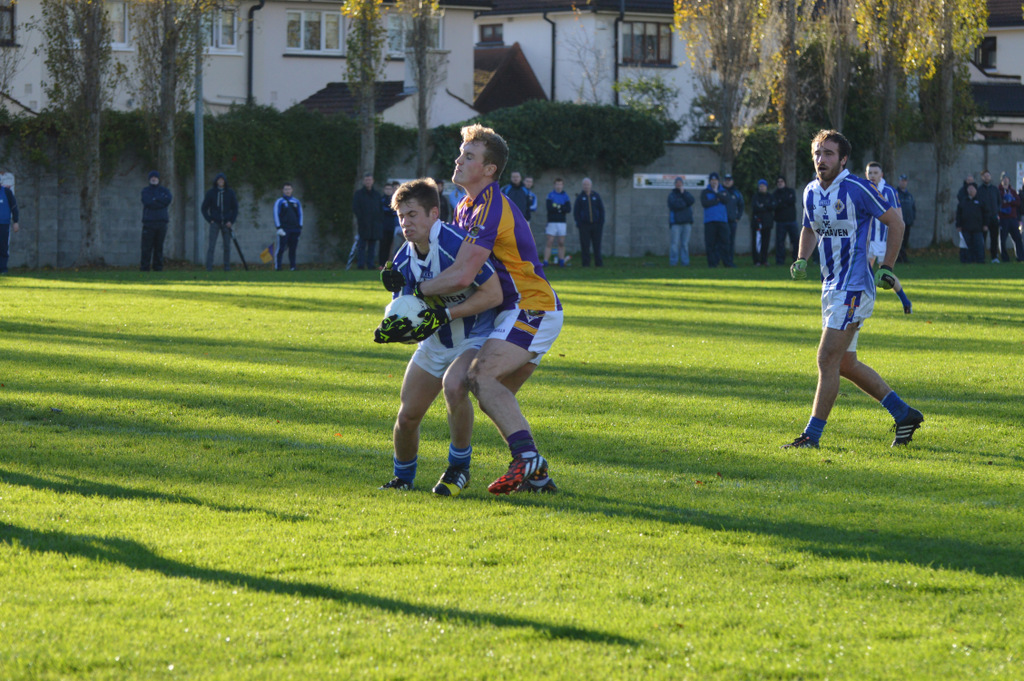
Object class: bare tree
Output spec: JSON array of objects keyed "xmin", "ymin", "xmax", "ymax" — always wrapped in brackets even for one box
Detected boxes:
[
  {"xmin": 40, "ymin": 0, "xmax": 120, "ymax": 265},
  {"xmin": 397, "ymin": 0, "xmax": 447, "ymax": 176},
  {"xmin": 922, "ymin": 0, "xmax": 987, "ymax": 246},
  {"xmin": 675, "ymin": 0, "xmax": 770, "ymax": 171},
  {"xmin": 562, "ymin": 9, "xmax": 610, "ymax": 104},
  {"xmin": 129, "ymin": 0, "xmax": 208, "ymax": 259},
  {"xmin": 343, "ymin": 0, "xmax": 387, "ymax": 182},
  {"xmin": 815, "ymin": 0, "xmax": 857, "ymax": 132}
]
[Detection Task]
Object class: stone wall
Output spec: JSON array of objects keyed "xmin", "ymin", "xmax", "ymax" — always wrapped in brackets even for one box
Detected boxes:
[{"xmin": 4, "ymin": 139, "xmax": 1023, "ymax": 269}]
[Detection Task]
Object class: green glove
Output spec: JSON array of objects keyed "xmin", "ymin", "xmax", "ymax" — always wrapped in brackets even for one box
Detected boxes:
[
  {"xmin": 875, "ymin": 265, "xmax": 896, "ymax": 290},
  {"xmin": 407, "ymin": 307, "xmax": 450, "ymax": 343},
  {"xmin": 790, "ymin": 258, "xmax": 808, "ymax": 280},
  {"xmin": 373, "ymin": 314, "xmax": 414, "ymax": 344}
]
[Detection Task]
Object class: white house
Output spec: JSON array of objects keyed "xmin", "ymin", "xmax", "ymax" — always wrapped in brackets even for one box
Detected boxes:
[
  {"xmin": 0, "ymin": 0, "xmax": 486, "ymax": 128},
  {"xmin": 473, "ymin": 0, "xmax": 698, "ymax": 138},
  {"xmin": 972, "ymin": 0, "xmax": 1024, "ymax": 141}
]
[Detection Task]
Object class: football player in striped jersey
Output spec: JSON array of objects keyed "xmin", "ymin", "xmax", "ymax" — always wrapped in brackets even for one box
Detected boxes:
[{"xmin": 785, "ymin": 130, "xmax": 923, "ymax": 449}]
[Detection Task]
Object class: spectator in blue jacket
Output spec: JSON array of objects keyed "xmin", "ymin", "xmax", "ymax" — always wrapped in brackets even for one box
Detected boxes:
[
  {"xmin": 544, "ymin": 178, "xmax": 572, "ymax": 267},
  {"xmin": 573, "ymin": 178, "xmax": 605, "ymax": 267},
  {"xmin": 0, "ymin": 182, "xmax": 20, "ymax": 275},
  {"xmin": 667, "ymin": 176, "xmax": 695, "ymax": 266},
  {"xmin": 140, "ymin": 170, "xmax": 173, "ymax": 272},
  {"xmin": 721, "ymin": 173, "xmax": 745, "ymax": 264},
  {"xmin": 701, "ymin": 172, "xmax": 732, "ymax": 267},
  {"xmin": 201, "ymin": 173, "xmax": 239, "ymax": 271},
  {"xmin": 274, "ymin": 182, "xmax": 303, "ymax": 271}
]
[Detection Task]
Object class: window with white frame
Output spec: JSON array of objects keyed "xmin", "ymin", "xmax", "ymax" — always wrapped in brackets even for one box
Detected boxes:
[
  {"xmin": 206, "ymin": 8, "xmax": 237, "ymax": 50},
  {"xmin": 286, "ymin": 9, "xmax": 342, "ymax": 53},
  {"xmin": 386, "ymin": 12, "xmax": 441, "ymax": 57},
  {"xmin": 621, "ymin": 21, "xmax": 672, "ymax": 65},
  {"xmin": 106, "ymin": 1, "xmax": 129, "ymax": 49}
]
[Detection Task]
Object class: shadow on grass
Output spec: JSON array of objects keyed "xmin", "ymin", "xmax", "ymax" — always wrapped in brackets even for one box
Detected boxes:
[
  {"xmin": 543, "ymin": 494, "xmax": 1024, "ymax": 580},
  {"xmin": 0, "ymin": 521, "xmax": 636, "ymax": 646},
  {"xmin": 0, "ymin": 469, "xmax": 309, "ymax": 523}
]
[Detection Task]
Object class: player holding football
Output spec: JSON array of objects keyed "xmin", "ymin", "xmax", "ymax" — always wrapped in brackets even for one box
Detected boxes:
[
  {"xmin": 374, "ymin": 179, "xmax": 503, "ymax": 496},
  {"xmin": 382, "ymin": 124, "xmax": 563, "ymax": 494},
  {"xmin": 785, "ymin": 130, "xmax": 923, "ymax": 449}
]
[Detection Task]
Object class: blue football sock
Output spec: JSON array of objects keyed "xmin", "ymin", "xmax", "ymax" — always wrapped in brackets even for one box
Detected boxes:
[
  {"xmin": 393, "ymin": 455, "xmax": 417, "ymax": 483},
  {"xmin": 506, "ymin": 430, "xmax": 538, "ymax": 459},
  {"xmin": 803, "ymin": 416, "xmax": 827, "ymax": 443},
  {"xmin": 881, "ymin": 391, "xmax": 910, "ymax": 422},
  {"xmin": 448, "ymin": 444, "xmax": 472, "ymax": 469}
]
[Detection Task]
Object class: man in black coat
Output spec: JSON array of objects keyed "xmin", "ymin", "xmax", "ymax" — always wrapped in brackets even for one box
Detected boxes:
[
  {"xmin": 352, "ymin": 173, "xmax": 384, "ymax": 270},
  {"xmin": 773, "ymin": 175, "xmax": 799, "ymax": 265},
  {"xmin": 750, "ymin": 179, "xmax": 775, "ymax": 266},
  {"xmin": 201, "ymin": 173, "xmax": 239, "ymax": 271},
  {"xmin": 956, "ymin": 182, "xmax": 988, "ymax": 264},
  {"xmin": 141, "ymin": 170, "xmax": 172, "ymax": 271},
  {"xmin": 976, "ymin": 170, "xmax": 1001, "ymax": 262}
]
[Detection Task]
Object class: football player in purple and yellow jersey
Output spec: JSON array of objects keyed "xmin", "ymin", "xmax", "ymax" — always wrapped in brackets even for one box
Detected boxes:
[{"xmin": 418, "ymin": 124, "xmax": 563, "ymax": 495}]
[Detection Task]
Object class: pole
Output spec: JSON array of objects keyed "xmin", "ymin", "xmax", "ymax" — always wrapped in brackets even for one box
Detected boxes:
[{"xmin": 194, "ymin": 12, "xmax": 205, "ymax": 265}]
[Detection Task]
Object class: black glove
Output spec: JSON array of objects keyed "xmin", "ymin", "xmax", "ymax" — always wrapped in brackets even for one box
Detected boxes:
[
  {"xmin": 380, "ymin": 261, "xmax": 406, "ymax": 293},
  {"xmin": 373, "ymin": 314, "xmax": 414, "ymax": 344},
  {"xmin": 407, "ymin": 307, "xmax": 450, "ymax": 343}
]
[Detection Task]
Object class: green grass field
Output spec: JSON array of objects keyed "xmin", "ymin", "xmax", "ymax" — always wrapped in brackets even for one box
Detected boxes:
[{"xmin": 1, "ymin": 256, "xmax": 1022, "ymax": 680}]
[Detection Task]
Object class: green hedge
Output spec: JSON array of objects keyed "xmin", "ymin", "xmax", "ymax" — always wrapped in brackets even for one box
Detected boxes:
[{"xmin": 430, "ymin": 100, "xmax": 675, "ymax": 181}]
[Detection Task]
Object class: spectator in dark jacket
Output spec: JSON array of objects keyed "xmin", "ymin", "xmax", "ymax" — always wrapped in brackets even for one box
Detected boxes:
[
  {"xmin": 976, "ymin": 170, "xmax": 1001, "ymax": 262},
  {"xmin": 544, "ymin": 178, "xmax": 572, "ymax": 267},
  {"xmin": 773, "ymin": 176, "xmax": 799, "ymax": 265},
  {"xmin": 436, "ymin": 178, "xmax": 453, "ymax": 223},
  {"xmin": 956, "ymin": 183, "xmax": 988, "ymax": 264},
  {"xmin": 701, "ymin": 172, "xmax": 732, "ymax": 268},
  {"xmin": 0, "ymin": 182, "xmax": 20, "ymax": 275},
  {"xmin": 667, "ymin": 177, "xmax": 695, "ymax": 266},
  {"xmin": 502, "ymin": 171, "xmax": 532, "ymax": 222},
  {"xmin": 750, "ymin": 179, "xmax": 775, "ymax": 266},
  {"xmin": 721, "ymin": 173, "xmax": 744, "ymax": 264},
  {"xmin": 379, "ymin": 182, "xmax": 399, "ymax": 267},
  {"xmin": 997, "ymin": 173, "xmax": 1023, "ymax": 261},
  {"xmin": 140, "ymin": 170, "xmax": 172, "ymax": 272},
  {"xmin": 201, "ymin": 173, "xmax": 239, "ymax": 271},
  {"xmin": 895, "ymin": 174, "xmax": 916, "ymax": 263},
  {"xmin": 352, "ymin": 173, "xmax": 384, "ymax": 270},
  {"xmin": 573, "ymin": 178, "xmax": 605, "ymax": 267},
  {"xmin": 273, "ymin": 182, "xmax": 303, "ymax": 271}
]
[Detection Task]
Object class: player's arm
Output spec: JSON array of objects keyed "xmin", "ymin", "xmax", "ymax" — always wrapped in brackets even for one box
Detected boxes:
[
  {"xmin": 418, "ymin": 241, "xmax": 491, "ymax": 296},
  {"xmin": 446, "ymin": 274, "xmax": 501, "ymax": 321}
]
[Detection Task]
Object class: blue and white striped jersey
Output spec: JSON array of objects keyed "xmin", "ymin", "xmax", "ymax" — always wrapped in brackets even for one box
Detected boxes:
[
  {"xmin": 391, "ymin": 220, "xmax": 497, "ymax": 350},
  {"xmin": 802, "ymin": 169, "xmax": 893, "ymax": 293},
  {"xmin": 868, "ymin": 179, "xmax": 900, "ymax": 243}
]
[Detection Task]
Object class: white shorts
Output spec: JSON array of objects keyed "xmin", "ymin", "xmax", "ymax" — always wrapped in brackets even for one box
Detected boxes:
[
  {"xmin": 411, "ymin": 335, "xmax": 486, "ymax": 378},
  {"xmin": 822, "ymin": 289, "xmax": 875, "ymax": 352},
  {"xmin": 868, "ymin": 240, "xmax": 887, "ymax": 260},
  {"xmin": 545, "ymin": 222, "xmax": 567, "ymax": 238},
  {"xmin": 489, "ymin": 308, "xmax": 563, "ymax": 365}
]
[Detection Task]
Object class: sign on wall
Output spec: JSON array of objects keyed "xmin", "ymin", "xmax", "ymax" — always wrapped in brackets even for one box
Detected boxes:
[{"xmin": 633, "ymin": 173, "xmax": 708, "ymax": 190}]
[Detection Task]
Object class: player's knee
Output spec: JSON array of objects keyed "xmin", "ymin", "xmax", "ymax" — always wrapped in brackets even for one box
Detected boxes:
[
  {"xmin": 395, "ymin": 408, "xmax": 423, "ymax": 432},
  {"xmin": 443, "ymin": 373, "xmax": 469, "ymax": 404}
]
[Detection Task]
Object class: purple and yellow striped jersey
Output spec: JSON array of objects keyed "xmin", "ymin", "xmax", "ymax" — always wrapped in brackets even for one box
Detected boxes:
[
  {"xmin": 869, "ymin": 179, "xmax": 900, "ymax": 243},
  {"xmin": 802, "ymin": 169, "xmax": 893, "ymax": 292},
  {"xmin": 456, "ymin": 181, "xmax": 561, "ymax": 312}
]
